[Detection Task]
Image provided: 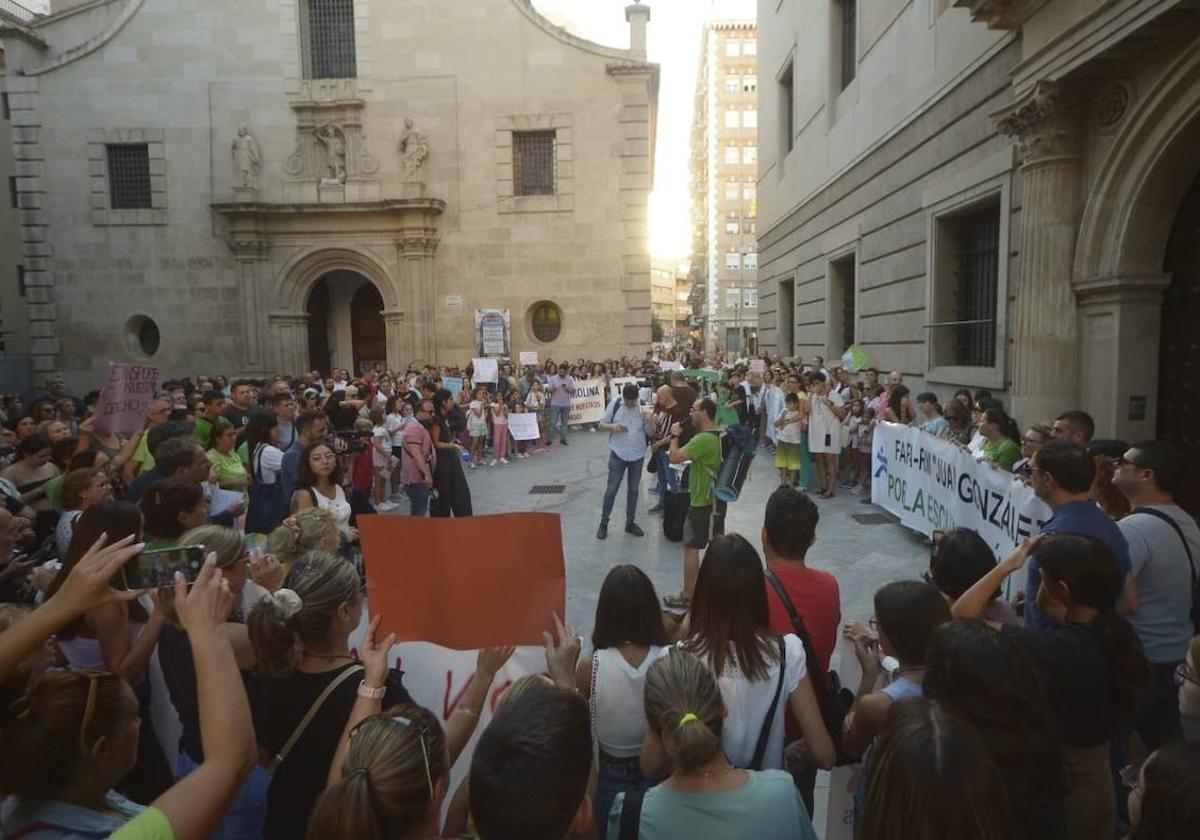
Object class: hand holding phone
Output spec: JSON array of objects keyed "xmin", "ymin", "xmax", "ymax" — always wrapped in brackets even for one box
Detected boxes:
[{"xmin": 124, "ymin": 545, "xmax": 206, "ymax": 590}]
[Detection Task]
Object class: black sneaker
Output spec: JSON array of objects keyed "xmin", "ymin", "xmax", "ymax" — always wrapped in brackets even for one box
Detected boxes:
[
  {"xmin": 648, "ymin": 504, "xmax": 664, "ymax": 513},
  {"xmin": 625, "ymin": 522, "xmax": 645, "ymax": 537},
  {"xmin": 560, "ymin": 439, "xmax": 569, "ymax": 446},
  {"xmin": 596, "ymin": 524, "xmax": 608, "ymax": 540}
]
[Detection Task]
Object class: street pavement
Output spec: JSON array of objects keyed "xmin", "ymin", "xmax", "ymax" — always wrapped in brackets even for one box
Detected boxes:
[{"xmin": 389, "ymin": 425, "xmax": 930, "ymax": 836}]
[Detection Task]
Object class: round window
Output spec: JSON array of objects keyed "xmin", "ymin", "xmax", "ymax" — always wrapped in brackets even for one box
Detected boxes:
[
  {"xmin": 529, "ymin": 301, "xmax": 562, "ymax": 343},
  {"xmin": 125, "ymin": 315, "xmax": 160, "ymax": 358}
]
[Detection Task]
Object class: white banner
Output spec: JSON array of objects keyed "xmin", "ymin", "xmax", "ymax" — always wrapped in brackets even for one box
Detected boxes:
[
  {"xmin": 508, "ymin": 412, "xmax": 540, "ymax": 441},
  {"xmin": 568, "ymin": 378, "xmax": 606, "ymax": 425},
  {"xmin": 608, "ymin": 376, "xmax": 641, "ymax": 405},
  {"xmin": 870, "ymin": 422, "xmax": 1051, "ymax": 558},
  {"xmin": 518, "ymin": 351, "xmax": 539, "ymax": 366}
]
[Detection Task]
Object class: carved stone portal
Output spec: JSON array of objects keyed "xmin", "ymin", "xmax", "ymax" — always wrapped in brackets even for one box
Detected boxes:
[{"xmin": 285, "ymin": 96, "xmax": 380, "ymax": 198}]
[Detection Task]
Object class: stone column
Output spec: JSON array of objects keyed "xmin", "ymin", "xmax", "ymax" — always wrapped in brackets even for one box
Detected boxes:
[
  {"xmin": 382, "ymin": 310, "xmax": 407, "ymax": 372},
  {"xmin": 267, "ymin": 312, "xmax": 310, "ymax": 375},
  {"xmin": 398, "ymin": 231, "xmax": 439, "ymax": 364},
  {"xmin": 995, "ymin": 81, "xmax": 1082, "ymax": 425},
  {"xmin": 231, "ymin": 238, "xmax": 270, "ymax": 374},
  {"xmin": 1074, "ymin": 274, "xmax": 1171, "ymax": 442}
]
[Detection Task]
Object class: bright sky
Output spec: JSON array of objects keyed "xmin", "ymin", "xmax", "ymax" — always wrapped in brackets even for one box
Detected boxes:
[{"xmin": 534, "ymin": 0, "xmax": 756, "ymax": 260}]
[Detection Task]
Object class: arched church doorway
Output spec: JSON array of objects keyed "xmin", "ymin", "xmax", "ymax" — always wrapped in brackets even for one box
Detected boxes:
[
  {"xmin": 304, "ymin": 270, "xmax": 386, "ymax": 376},
  {"xmin": 1161, "ymin": 169, "xmax": 1200, "ymax": 512}
]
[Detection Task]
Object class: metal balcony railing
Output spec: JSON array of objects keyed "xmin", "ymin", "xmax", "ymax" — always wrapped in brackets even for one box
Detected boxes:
[{"xmin": 0, "ymin": 0, "xmax": 38, "ymax": 24}]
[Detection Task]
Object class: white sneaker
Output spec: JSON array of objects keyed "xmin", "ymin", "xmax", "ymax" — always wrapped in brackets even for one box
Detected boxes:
[
  {"xmin": 500, "ymin": 458, "xmax": 509, "ymax": 465},
  {"xmin": 488, "ymin": 459, "xmax": 497, "ymax": 467}
]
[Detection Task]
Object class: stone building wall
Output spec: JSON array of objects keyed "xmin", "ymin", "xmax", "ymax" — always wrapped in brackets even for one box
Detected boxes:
[{"xmin": 1, "ymin": 0, "xmax": 657, "ymax": 387}]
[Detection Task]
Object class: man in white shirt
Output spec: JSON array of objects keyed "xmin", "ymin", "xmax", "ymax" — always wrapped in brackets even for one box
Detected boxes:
[{"xmin": 596, "ymin": 384, "xmax": 649, "ymax": 540}]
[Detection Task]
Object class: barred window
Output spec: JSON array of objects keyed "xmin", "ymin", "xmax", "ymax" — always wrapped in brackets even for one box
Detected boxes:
[
  {"xmin": 930, "ymin": 199, "xmax": 1001, "ymax": 369},
  {"xmin": 513, "ymin": 130, "xmax": 556, "ymax": 197},
  {"xmin": 301, "ymin": 0, "xmax": 357, "ymax": 80},
  {"xmin": 106, "ymin": 144, "xmax": 152, "ymax": 210}
]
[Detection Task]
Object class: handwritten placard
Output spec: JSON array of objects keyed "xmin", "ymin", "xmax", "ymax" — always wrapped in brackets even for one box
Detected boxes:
[
  {"xmin": 95, "ymin": 362, "xmax": 160, "ymax": 434},
  {"xmin": 508, "ymin": 412, "xmax": 540, "ymax": 441},
  {"xmin": 519, "ymin": 351, "xmax": 539, "ymax": 366},
  {"xmin": 472, "ymin": 358, "xmax": 498, "ymax": 384}
]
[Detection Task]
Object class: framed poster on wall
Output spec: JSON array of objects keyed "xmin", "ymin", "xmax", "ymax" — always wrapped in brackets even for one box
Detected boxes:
[{"xmin": 475, "ymin": 308, "xmax": 511, "ymax": 357}]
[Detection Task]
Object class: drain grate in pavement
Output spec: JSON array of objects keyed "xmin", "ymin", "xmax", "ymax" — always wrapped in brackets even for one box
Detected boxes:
[
  {"xmin": 851, "ymin": 513, "xmax": 894, "ymax": 525},
  {"xmin": 530, "ymin": 484, "xmax": 566, "ymax": 495}
]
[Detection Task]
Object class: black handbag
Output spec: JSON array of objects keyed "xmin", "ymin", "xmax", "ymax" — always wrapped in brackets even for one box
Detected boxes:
[{"xmin": 764, "ymin": 566, "xmax": 854, "ymax": 764}]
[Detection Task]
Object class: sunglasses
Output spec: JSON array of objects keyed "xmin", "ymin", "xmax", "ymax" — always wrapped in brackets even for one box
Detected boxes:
[{"xmin": 349, "ymin": 714, "xmax": 435, "ymax": 799}]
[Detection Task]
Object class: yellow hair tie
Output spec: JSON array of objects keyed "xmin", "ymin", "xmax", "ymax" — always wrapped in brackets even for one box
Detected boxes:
[{"xmin": 678, "ymin": 712, "xmax": 699, "ymax": 728}]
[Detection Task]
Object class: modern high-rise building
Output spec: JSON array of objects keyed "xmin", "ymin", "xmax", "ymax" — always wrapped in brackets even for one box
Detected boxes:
[
  {"xmin": 688, "ymin": 18, "xmax": 757, "ymax": 354},
  {"xmin": 650, "ymin": 257, "xmax": 690, "ymax": 344}
]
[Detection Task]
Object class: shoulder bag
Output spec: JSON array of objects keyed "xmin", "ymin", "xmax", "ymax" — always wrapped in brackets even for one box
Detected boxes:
[
  {"xmin": 266, "ymin": 664, "xmax": 364, "ymax": 776},
  {"xmin": 764, "ymin": 566, "xmax": 852, "ymax": 764},
  {"xmin": 745, "ymin": 635, "xmax": 787, "ymax": 771},
  {"xmin": 1129, "ymin": 507, "xmax": 1200, "ymax": 633}
]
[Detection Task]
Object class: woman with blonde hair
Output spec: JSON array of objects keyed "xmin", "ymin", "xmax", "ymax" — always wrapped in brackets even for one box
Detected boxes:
[
  {"xmin": 612, "ymin": 650, "xmax": 816, "ymax": 838},
  {"xmin": 267, "ymin": 507, "xmax": 339, "ymax": 565},
  {"xmin": 248, "ymin": 551, "xmax": 411, "ymax": 840}
]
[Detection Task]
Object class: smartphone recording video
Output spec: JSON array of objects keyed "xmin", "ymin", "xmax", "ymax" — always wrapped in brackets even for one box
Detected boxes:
[{"xmin": 124, "ymin": 545, "xmax": 205, "ymax": 589}]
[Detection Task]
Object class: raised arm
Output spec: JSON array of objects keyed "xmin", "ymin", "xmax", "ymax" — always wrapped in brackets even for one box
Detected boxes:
[
  {"xmin": 139, "ymin": 557, "xmax": 256, "ymax": 840},
  {"xmin": 953, "ymin": 538, "xmax": 1035, "ymax": 621}
]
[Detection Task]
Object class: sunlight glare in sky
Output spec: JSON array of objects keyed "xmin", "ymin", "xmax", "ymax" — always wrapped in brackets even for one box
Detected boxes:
[{"xmin": 534, "ymin": 0, "xmax": 756, "ymax": 260}]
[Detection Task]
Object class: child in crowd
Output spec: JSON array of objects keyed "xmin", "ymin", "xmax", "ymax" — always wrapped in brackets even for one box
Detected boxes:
[
  {"xmin": 489, "ymin": 392, "xmax": 509, "ymax": 466},
  {"xmin": 351, "ymin": 416, "xmax": 375, "ymax": 497},
  {"xmin": 844, "ymin": 398, "xmax": 866, "ymax": 489},
  {"xmin": 525, "ymin": 379, "xmax": 548, "ymax": 452},
  {"xmin": 510, "ymin": 399, "xmax": 531, "ymax": 459},
  {"xmin": 774, "ymin": 392, "xmax": 805, "ymax": 487},
  {"xmin": 854, "ymin": 406, "xmax": 876, "ymax": 496},
  {"xmin": 368, "ymin": 405, "xmax": 393, "ymax": 507},
  {"xmin": 467, "ymin": 387, "xmax": 488, "ymax": 469}
]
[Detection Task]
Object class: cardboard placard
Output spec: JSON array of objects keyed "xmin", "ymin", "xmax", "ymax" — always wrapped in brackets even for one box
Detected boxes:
[
  {"xmin": 568, "ymin": 378, "xmax": 606, "ymax": 425},
  {"xmin": 472, "ymin": 358, "xmax": 498, "ymax": 384},
  {"xmin": 95, "ymin": 362, "xmax": 160, "ymax": 434},
  {"xmin": 508, "ymin": 412, "xmax": 541, "ymax": 441},
  {"xmin": 358, "ymin": 513, "xmax": 566, "ymax": 649},
  {"xmin": 443, "ymin": 376, "xmax": 464, "ymax": 399},
  {"xmin": 518, "ymin": 351, "xmax": 539, "ymax": 366}
]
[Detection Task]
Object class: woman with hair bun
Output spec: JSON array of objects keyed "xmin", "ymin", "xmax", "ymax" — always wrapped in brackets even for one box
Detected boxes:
[
  {"xmin": 267, "ymin": 507, "xmax": 339, "ymax": 566},
  {"xmin": 610, "ymin": 650, "xmax": 816, "ymax": 838},
  {"xmin": 247, "ymin": 551, "xmax": 412, "ymax": 840}
]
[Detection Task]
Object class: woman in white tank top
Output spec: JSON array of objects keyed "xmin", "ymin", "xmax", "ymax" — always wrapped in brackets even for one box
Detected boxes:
[{"xmin": 575, "ymin": 565, "xmax": 669, "ymax": 839}]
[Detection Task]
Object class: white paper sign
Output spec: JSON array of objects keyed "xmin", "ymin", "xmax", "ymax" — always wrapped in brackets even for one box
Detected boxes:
[
  {"xmin": 519, "ymin": 351, "xmax": 539, "ymax": 366},
  {"xmin": 660, "ymin": 360, "xmax": 682, "ymax": 371},
  {"xmin": 609, "ymin": 376, "xmax": 641, "ymax": 405},
  {"xmin": 508, "ymin": 412, "xmax": 541, "ymax": 441},
  {"xmin": 568, "ymin": 378, "xmax": 606, "ymax": 425},
  {"xmin": 870, "ymin": 422, "xmax": 1051, "ymax": 559},
  {"xmin": 749, "ymin": 359, "xmax": 766, "ymax": 374},
  {"xmin": 472, "ymin": 358, "xmax": 498, "ymax": 384}
]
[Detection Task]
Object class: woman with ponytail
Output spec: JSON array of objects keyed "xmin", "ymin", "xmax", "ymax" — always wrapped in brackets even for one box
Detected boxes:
[
  {"xmin": 978, "ymin": 407, "xmax": 1022, "ymax": 471},
  {"xmin": 953, "ymin": 532, "xmax": 1150, "ymax": 840},
  {"xmin": 247, "ymin": 552, "xmax": 412, "ymax": 840},
  {"xmin": 610, "ymin": 650, "xmax": 816, "ymax": 838}
]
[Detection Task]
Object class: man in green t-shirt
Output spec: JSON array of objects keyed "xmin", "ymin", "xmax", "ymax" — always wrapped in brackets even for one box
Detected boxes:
[
  {"xmin": 664, "ymin": 397, "xmax": 721, "ymax": 609},
  {"xmin": 192, "ymin": 390, "xmax": 227, "ymax": 449}
]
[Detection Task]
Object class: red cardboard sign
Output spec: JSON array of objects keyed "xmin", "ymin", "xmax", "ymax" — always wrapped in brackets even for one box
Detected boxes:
[{"xmin": 358, "ymin": 512, "xmax": 566, "ymax": 650}]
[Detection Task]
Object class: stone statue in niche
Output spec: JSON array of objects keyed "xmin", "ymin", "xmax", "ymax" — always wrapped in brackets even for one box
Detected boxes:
[
  {"xmin": 232, "ymin": 125, "xmax": 261, "ymax": 189},
  {"xmin": 398, "ymin": 117, "xmax": 429, "ymax": 180},
  {"xmin": 315, "ymin": 123, "xmax": 347, "ymax": 184}
]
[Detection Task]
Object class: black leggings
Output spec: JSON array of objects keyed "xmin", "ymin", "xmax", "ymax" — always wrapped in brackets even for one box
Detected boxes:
[{"xmin": 430, "ymin": 455, "xmax": 472, "ymax": 518}]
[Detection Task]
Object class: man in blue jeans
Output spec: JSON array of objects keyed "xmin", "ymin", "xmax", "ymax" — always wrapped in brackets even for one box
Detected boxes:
[
  {"xmin": 596, "ymin": 383, "xmax": 649, "ymax": 540},
  {"xmin": 401, "ymin": 399, "xmax": 437, "ymax": 516}
]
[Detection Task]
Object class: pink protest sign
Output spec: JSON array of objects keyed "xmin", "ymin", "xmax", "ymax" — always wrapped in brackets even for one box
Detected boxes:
[{"xmin": 95, "ymin": 362, "xmax": 160, "ymax": 434}]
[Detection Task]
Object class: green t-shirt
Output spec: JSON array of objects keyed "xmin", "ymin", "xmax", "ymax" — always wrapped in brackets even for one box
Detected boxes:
[
  {"xmin": 107, "ymin": 806, "xmax": 175, "ymax": 840},
  {"xmin": 132, "ymin": 433, "xmax": 155, "ymax": 474},
  {"xmin": 193, "ymin": 416, "xmax": 215, "ymax": 448},
  {"xmin": 983, "ymin": 437, "xmax": 1021, "ymax": 471},
  {"xmin": 207, "ymin": 448, "xmax": 247, "ymax": 488},
  {"xmin": 46, "ymin": 474, "xmax": 64, "ymax": 513},
  {"xmin": 609, "ymin": 769, "xmax": 816, "ymax": 840},
  {"xmin": 682, "ymin": 429, "xmax": 722, "ymax": 508}
]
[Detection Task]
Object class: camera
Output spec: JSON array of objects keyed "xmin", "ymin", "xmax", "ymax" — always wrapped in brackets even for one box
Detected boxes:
[{"xmin": 332, "ymin": 430, "xmax": 368, "ymax": 454}]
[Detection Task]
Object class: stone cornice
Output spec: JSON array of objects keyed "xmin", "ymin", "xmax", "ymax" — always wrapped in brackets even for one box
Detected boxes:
[
  {"xmin": 992, "ymin": 80, "xmax": 1080, "ymax": 165},
  {"xmin": 211, "ymin": 198, "xmax": 446, "ymax": 219},
  {"xmin": 510, "ymin": 0, "xmax": 636, "ymax": 61},
  {"xmin": 1074, "ymin": 273, "xmax": 1171, "ymax": 305},
  {"xmin": 954, "ymin": 0, "xmax": 1051, "ymax": 30},
  {"xmin": 606, "ymin": 59, "xmax": 660, "ymax": 77}
]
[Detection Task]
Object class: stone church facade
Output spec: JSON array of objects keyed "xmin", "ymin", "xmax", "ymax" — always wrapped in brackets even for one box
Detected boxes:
[
  {"xmin": 0, "ymin": 0, "xmax": 658, "ymax": 384},
  {"xmin": 758, "ymin": 0, "xmax": 1200, "ymax": 508}
]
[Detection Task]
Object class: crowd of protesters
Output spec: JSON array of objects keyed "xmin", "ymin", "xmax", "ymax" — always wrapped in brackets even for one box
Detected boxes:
[{"xmin": 0, "ymin": 352, "xmax": 1197, "ymax": 840}]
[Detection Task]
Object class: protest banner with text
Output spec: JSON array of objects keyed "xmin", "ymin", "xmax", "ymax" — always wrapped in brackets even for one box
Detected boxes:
[
  {"xmin": 443, "ymin": 376, "xmax": 463, "ymax": 399},
  {"xmin": 568, "ymin": 378, "xmax": 606, "ymax": 425},
  {"xmin": 95, "ymin": 362, "xmax": 160, "ymax": 434},
  {"xmin": 870, "ymin": 422, "xmax": 1051, "ymax": 558},
  {"xmin": 471, "ymin": 358, "xmax": 498, "ymax": 384},
  {"xmin": 518, "ymin": 351, "xmax": 538, "ymax": 366}
]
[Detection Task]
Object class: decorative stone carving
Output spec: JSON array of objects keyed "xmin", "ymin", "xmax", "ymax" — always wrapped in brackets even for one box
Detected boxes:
[
  {"xmin": 232, "ymin": 125, "xmax": 261, "ymax": 190},
  {"xmin": 230, "ymin": 238, "xmax": 270, "ymax": 259},
  {"xmin": 399, "ymin": 231, "xmax": 439, "ymax": 256},
  {"xmin": 315, "ymin": 123, "xmax": 348, "ymax": 184},
  {"xmin": 953, "ymin": 0, "xmax": 1051, "ymax": 30},
  {"xmin": 398, "ymin": 117, "xmax": 429, "ymax": 180},
  {"xmin": 1095, "ymin": 82, "xmax": 1133, "ymax": 131},
  {"xmin": 993, "ymin": 80, "xmax": 1079, "ymax": 166}
]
